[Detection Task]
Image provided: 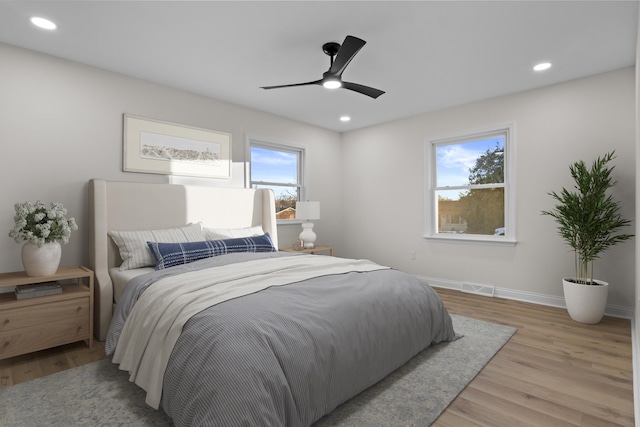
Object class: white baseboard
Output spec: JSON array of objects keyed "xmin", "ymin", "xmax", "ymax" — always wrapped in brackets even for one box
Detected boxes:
[{"xmin": 419, "ymin": 275, "xmax": 634, "ymax": 319}]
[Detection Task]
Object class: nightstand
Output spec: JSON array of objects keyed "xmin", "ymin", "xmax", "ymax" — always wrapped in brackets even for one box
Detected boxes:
[
  {"xmin": 0, "ymin": 266, "xmax": 94, "ymax": 360},
  {"xmin": 280, "ymin": 245, "xmax": 334, "ymax": 256}
]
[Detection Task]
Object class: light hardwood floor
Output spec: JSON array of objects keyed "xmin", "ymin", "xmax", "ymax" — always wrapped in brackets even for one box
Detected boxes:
[
  {"xmin": 433, "ymin": 288, "xmax": 634, "ymax": 427},
  {"xmin": 0, "ymin": 339, "xmax": 106, "ymax": 388},
  {"xmin": 0, "ymin": 288, "xmax": 634, "ymax": 426}
]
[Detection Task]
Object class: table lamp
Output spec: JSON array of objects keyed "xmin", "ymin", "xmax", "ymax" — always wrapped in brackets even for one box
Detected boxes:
[{"xmin": 296, "ymin": 201, "xmax": 320, "ymax": 248}]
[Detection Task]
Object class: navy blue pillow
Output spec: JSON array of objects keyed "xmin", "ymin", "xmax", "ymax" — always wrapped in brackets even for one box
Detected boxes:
[{"xmin": 147, "ymin": 233, "xmax": 277, "ymax": 270}]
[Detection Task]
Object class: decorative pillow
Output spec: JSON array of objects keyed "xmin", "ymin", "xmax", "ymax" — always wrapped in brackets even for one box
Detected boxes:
[
  {"xmin": 109, "ymin": 223, "xmax": 206, "ymax": 270},
  {"xmin": 203, "ymin": 225, "xmax": 264, "ymax": 241},
  {"xmin": 147, "ymin": 233, "xmax": 277, "ymax": 270}
]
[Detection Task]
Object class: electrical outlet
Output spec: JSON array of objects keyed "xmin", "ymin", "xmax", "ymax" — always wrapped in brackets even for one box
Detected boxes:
[{"xmin": 410, "ymin": 251, "xmax": 416, "ymax": 260}]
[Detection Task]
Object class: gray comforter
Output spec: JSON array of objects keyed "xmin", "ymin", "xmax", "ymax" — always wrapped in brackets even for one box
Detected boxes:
[{"xmin": 107, "ymin": 252, "xmax": 457, "ymax": 426}]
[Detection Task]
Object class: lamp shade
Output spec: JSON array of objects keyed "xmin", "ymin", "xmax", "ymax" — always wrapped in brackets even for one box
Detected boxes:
[{"xmin": 296, "ymin": 201, "xmax": 320, "ymax": 221}]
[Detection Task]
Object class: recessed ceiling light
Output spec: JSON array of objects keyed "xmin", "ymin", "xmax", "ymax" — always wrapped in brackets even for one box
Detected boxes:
[
  {"xmin": 340, "ymin": 116, "xmax": 351, "ymax": 122},
  {"xmin": 31, "ymin": 17, "xmax": 57, "ymax": 30},
  {"xmin": 533, "ymin": 62, "xmax": 552, "ymax": 72}
]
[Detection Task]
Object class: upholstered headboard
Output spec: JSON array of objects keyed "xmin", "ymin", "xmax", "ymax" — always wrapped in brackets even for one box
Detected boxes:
[{"xmin": 88, "ymin": 179, "xmax": 278, "ymax": 341}]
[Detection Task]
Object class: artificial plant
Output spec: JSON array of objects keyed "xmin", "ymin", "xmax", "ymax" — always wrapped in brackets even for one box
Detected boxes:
[{"xmin": 542, "ymin": 151, "xmax": 633, "ymax": 284}]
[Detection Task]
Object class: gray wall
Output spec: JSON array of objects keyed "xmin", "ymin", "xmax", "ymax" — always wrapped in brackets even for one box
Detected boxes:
[
  {"xmin": 635, "ymin": 7, "xmax": 640, "ymax": 403},
  {"xmin": 0, "ymin": 42, "xmax": 343, "ymax": 272},
  {"xmin": 341, "ymin": 68, "xmax": 636, "ymax": 309},
  {"xmin": 1, "ymin": 42, "xmax": 635, "ymax": 312}
]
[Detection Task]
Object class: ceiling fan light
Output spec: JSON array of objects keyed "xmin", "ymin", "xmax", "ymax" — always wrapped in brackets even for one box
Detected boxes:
[{"xmin": 323, "ymin": 79, "xmax": 342, "ymax": 89}]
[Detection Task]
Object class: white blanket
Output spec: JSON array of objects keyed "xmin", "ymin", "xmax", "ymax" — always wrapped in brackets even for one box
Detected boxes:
[{"xmin": 111, "ymin": 254, "xmax": 388, "ymax": 408}]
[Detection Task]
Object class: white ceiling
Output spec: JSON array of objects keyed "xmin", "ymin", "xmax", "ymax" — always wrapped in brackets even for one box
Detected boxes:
[{"xmin": 0, "ymin": 1, "xmax": 637, "ymax": 132}]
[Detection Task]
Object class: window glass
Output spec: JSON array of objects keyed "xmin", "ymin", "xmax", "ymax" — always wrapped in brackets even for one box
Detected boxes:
[
  {"xmin": 251, "ymin": 147, "xmax": 298, "ymax": 184},
  {"xmin": 427, "ymin": 126, "xmax": 513, "ymax": 242},
  {"xmin": 437, "ymin": 188, "xmax": 505, "ymax": 235},
  {"xmin": 249, "ymin": 142, "xmax": 303, "ymax": 220}
]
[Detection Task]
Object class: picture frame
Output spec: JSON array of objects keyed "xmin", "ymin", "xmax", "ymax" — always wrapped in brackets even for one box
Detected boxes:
[{"xmin": 123, "ymin": 114, "xmax": 232, "ymax": 179}]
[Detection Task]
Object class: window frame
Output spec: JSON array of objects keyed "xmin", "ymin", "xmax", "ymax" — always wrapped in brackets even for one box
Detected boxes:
[
  {"xmin": 246, "ymin": 136, "xmax": 306, "ymax": 225},
  {"xmin": 424, "ymin": 124, "xmax": 516, "ymax": 245}
]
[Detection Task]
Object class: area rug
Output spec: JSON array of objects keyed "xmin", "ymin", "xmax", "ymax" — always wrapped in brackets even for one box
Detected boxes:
[{"xmin": 0, "ymin": 315, "xmax": 516, "ymax": 426}]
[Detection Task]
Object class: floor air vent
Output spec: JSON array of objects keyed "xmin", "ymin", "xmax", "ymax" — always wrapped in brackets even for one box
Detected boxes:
[{"xmin": 461, "ymin": 282, "xmax": 495, "ymax": 297}]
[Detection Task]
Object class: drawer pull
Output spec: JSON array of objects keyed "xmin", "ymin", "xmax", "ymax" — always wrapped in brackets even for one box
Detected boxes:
[{"xmin": 2, "ymin": 319, "xmax": 8, "ymax": 326}]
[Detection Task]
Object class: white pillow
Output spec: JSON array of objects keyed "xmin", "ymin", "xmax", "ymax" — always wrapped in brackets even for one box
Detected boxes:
[
  {"xmin": 203, "ymin": 225, "xmax": 264, "ymax": 241},
  {"xmin": 109, "ymin": 223, "xmax": 206, "ymax": 270}
]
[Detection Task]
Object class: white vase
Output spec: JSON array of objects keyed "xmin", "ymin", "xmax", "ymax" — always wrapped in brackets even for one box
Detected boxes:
[
  {"xmin": 22, "ymin": 241, "xmax": 62, "ymax": 277},
  {"xmin": 562, "ymin": 278, "xmax": 609, "ymax": 324}
]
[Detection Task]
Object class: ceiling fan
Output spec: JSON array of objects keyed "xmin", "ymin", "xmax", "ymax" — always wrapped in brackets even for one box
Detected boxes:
[{"xmin": 261, "ymin": 35, "xmax": 385, "ymax": 99}]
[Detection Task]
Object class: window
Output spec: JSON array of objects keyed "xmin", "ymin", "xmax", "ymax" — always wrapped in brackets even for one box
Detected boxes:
[
  {"xmin": 425, "ymin": 125, "xmax": 515, "ymax": 244},
  {"xmin": 248, "ymin": 137, "xmax": 304, "ymax": 222}
]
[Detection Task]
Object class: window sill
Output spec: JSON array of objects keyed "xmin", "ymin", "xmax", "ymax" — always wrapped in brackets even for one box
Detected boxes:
[
  {"xmin": 423, "ymin": 235, "xmax": 517, "ymax": 246},
  {"xmin": 277, "ymin": 219, "xmax": 304, "ymax": 226}
]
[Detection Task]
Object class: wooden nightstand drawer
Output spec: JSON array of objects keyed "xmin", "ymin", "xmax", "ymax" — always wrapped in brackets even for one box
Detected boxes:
[
  {"xmin": 0, "ymin": 296, "xmax": 89, "ymax": 332},
  {"xmin": 0, "ymin": 316, "xmax": 90, "ymax": 359},
  {"xmin": 0, "ymin": 266, "xmax": 94, "ymax": 361}
]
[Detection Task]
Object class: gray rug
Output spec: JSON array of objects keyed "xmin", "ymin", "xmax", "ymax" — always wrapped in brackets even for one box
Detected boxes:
[{"xmin": 0, "ymin": 315, "xmax": 515, "ymax": 426}]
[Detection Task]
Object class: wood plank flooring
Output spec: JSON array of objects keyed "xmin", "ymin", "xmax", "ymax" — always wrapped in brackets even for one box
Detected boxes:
[
  {"xmin": 0, "ymin": 288, "xmax": 634, "ymax": 426},
  {"xmin": 0, "ymin": 340, "xmax": 106, "ymax": 389},
  {"xmin": 433, "ymin": 288, "xmax": 634, "ymax": 427}
]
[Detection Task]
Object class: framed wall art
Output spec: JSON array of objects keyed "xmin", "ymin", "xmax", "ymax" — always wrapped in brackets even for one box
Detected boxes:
[{"xmin": 123, "ymin": 114, "xmax": 232, "ymax": 179}]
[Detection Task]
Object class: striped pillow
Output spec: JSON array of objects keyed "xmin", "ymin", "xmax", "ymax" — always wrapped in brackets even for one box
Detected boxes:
[
  {"xmin": 109, "ymin": 223, "xmax": 206, "ymax": 270},
  {"xmin": 147, "ymin": 233, "xmax": 277, "ymax": 270}
]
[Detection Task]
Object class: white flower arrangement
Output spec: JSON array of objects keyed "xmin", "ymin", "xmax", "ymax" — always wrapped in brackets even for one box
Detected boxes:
[{"xmin": 8, "ymin": 201, "xmax": 78, "ymax": 247}]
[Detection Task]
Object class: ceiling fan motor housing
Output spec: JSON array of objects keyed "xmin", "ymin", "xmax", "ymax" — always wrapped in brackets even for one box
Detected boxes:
[{"xmin": 322, "ymin": 42, "xmax": 341, "ymax": 57}]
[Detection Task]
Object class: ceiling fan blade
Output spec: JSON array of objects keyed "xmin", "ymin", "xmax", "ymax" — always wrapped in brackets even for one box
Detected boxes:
[
  {"xmin": 329, "ymin": 35, "xmax": 366, "ymax": 76},
  {"xmin": 261, "ymin": 80, "xmax": 322, "ymax": 90},
  {"xmin": 341, "ymin": 81, "xmax": 385, "ymax": 99}
]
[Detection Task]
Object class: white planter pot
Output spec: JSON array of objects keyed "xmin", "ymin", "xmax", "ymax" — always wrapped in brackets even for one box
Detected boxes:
[
  {"xmin": 562, "ymin": 278, "xmax": 609, "ymax": 324},
  {"xmin": 22, "ymin": 241, "xmax": 61, "ymax": 277}
]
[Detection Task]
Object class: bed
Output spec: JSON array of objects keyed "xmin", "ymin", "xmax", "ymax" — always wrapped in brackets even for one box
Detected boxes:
[{"xmin": 88, "ymin": 178, "xmax": 457, "ymax": 426}]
